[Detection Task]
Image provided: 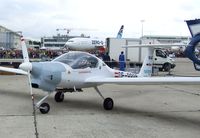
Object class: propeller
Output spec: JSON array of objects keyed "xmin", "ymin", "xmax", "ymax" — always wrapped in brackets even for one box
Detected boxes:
[{"xmin": 19, "ymin": 37, "xmax": 39, "ymax": 136}]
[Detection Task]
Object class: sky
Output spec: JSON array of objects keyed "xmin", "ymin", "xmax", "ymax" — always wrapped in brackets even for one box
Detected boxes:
[{"xmin": 0, "ymin": 0, "xmax": 199, "ymax": 39}]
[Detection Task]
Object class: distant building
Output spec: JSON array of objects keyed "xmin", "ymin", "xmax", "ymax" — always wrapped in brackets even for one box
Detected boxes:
[
  {"xmin": 0, "ymin": 25, "xmax": 21, "ymax": 49},
  {"xmin": 41, "ymin": 34, "xmax": 89, "ymax": 50},
  {"xmin": 24, "ymin": 37, "xmax": 41, "ymax": 49}
]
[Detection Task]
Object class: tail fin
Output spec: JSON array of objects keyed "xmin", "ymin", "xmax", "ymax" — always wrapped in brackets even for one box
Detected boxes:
[
  {"xmin": 116, "ymin": 25, "xmax": 124, "ymax": 38},
  {"xmin": 137, "ymin": 47, "xmax": 154, "ymax": 77}
]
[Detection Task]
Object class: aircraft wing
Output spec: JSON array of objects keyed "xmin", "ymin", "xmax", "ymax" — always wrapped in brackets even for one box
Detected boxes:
[
  {"xmin": 85, "ymin": 77, "xmax": 200, "ymax": 85},
  {"xmin": 0, "ymin": 66, "xmax": 28, "ymax": 75}
]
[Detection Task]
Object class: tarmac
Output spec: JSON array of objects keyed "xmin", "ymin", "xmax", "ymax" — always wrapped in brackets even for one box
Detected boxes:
[{"xmin": 0, "ymin": 58, "xmax": 200, "ymax": 138}]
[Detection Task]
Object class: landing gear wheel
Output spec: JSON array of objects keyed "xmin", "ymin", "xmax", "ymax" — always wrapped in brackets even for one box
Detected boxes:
[
  {"xmin": 163, "ymin": 63, "xmax": 171, "ymax": 72},
  {"xmin": 39, "ymin": 103, "xmax": 50, "ymax": 114},
  {"xmin": 103, "ymin": 98, "xmax": 114, "ymax": 110},
  {"xmin": 55, "ymin": 92, "xmax": 64, "ymax": 102}
]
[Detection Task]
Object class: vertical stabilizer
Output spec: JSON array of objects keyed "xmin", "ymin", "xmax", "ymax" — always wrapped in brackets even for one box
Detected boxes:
[
  {"xmin": 116, "ymin": 25, "xmax": 124, "ymax": 38},
  {"xmin": 138, "ymin": 47, "xmax": 154, "ymax": 77}
]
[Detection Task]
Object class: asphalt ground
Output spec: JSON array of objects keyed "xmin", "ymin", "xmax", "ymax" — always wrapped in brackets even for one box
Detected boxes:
[{"xmin": 0, "ymin": 58, "xmax": 200, "ymax": 138}]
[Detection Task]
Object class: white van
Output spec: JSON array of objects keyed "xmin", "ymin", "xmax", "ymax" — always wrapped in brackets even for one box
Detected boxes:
[{"xmin": 153, "ymin": 49, "xmax": 175, "ymax": 71}]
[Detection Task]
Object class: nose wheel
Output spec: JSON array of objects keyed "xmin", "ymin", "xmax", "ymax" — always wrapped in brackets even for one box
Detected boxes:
[
  {"xmin": 35, "ymin": 91, "xmax": 64, "ymax": 114},
  {"xmin": 39, "ymin": 102, "xmax": 50, "ymax": 114},
  {"xmin": 34, "ymin": 93, "xmax": 51, "ymax": 114}
]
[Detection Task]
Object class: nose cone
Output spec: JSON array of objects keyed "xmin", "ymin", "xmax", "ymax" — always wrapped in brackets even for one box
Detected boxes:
[
  {"xmin": 19, "ymin": 62, "xmax": 32, "ymax": 72},
  {"xmin": 64, "ymin": 42, "xmax": 71, "ymax": 49},
  {"xmin": 65, "ymin": 40, "xmax": 77, "ymax": 49},
  {"xmin": 65, "ymin": 42, "xmax": 69, "ymax": 46}
]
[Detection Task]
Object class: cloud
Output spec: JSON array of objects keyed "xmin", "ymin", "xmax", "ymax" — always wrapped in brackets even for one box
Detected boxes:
[{"xmin": 0, "ymin": 0, "xmax": 199, "ymax": 38}]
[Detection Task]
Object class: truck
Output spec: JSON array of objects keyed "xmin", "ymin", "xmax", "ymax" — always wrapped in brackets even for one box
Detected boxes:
[{"xmin": 106, "ymin": 38, "xmax": 175, "ymax": 71}]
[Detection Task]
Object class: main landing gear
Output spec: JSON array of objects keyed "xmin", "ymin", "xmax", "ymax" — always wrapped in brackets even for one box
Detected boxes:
[
  {"xmin": 54, "ymin": 91, "xmax": 64, "ymax": 102},
  {"xmin": 94, "ymin": 87, "xmax": 114, "ymax": 110},
  {"xmin": 54, "ymin": 87, "xmax": 114, "ymax": 111}
]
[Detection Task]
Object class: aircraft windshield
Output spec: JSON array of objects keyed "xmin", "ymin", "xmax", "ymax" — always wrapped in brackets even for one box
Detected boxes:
[{"xmin": 54, "ymin": 52, "xmax": 98, "ymax": 69}]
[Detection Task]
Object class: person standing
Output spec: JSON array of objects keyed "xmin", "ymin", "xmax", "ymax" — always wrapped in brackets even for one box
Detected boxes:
[
  {"xmin": 119, "ymin": 51, "xmax": 125, "ymax": 71},
  {"xmin": 103, "ymin": 52, "xmax": 111, "ymax": 67}
]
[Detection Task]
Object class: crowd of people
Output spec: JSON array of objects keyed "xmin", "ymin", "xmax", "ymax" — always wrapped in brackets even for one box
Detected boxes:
[
  {"xmin": 0, "ymin": 48, "xmax": 127, "ymax": 70},
  {"xmin": 0, "ymin": 49, "xmax": 64, "ymax": 59}
]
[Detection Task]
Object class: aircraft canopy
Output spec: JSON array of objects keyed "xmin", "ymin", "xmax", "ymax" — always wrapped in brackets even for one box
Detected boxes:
[{"xmin": 53, "ymin": 51, "xmax": 99, "ymax": 69}]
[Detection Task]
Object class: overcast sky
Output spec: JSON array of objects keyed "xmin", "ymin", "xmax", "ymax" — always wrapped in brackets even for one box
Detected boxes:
[{"xmin": 0, "ymin": 0, "xmax": 199, "ymax": 39}]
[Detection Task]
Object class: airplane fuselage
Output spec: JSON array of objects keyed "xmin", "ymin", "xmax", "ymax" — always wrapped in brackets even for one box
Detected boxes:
[
  {"xmin": 57, "ymin": 62, "xmax": 112, "ymax": 89},
  {"xmin": 30, "ymin": 51, "xmax": 137, "ymax": 92},
  {"xmin": 65, "ymin": 37, "xmax": 105, "ymax": 51},
  {"xmin": 58, "ymin": 63, "xmax": 137, "ymax": 89}
]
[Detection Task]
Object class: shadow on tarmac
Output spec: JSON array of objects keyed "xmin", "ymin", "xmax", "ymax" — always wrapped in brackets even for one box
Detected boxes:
[
  {"xmin": 1, "ymin": 88, "xmax": 200, "ymax": 129},
  {"xmin": 55, "ymin": 97, "xmax": 200, "ymax": 128}
]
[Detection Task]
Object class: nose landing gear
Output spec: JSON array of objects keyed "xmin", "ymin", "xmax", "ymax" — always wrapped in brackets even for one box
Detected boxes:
[
  {"xmin": 39, "ymin": 103, "xmax": 50, "ymax": 114},
  {"xmin": 34, "ymin": 93, "xmax": 51, "ymax": 114}
]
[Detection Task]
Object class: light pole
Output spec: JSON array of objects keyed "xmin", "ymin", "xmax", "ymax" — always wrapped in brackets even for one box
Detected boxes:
[{"xmin": 141, "ymin": 20, "xmax": 145, "ymax": 37}]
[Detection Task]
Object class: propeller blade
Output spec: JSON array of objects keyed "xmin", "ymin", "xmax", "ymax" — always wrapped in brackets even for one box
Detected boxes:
[
  {"xmin": 27, "ymin": 71, "xmax": 33, "ymax": 95},
  {"xmin": 20, "ymin": 37, "xmax": 39, "ymax": 135},
  {"xmin": 20, "ymin": 37, "xmax": 35, "ymax": 108},
  {"xmin": 19, "ymin": 37, "xmax": 32, "ymax": 72},
  {"xmin": 21, "ymin": 37, "xmax": 30, "ymax": 63},
  {"xmin": 20, "ymin": 37, "xmax": 33, "ymax": 94}
]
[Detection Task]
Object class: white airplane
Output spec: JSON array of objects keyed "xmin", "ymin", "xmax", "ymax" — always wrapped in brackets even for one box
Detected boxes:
[
  {"xmin": 169, "ymin": 39, "xmax": 195, "ymax": 56},
  {"xmin": 64, "ymin": 25, "xmax": 124, "ymax": 51},
  {"xmin": 171, "ymin": 41, "xmax": 188, "ymax": 52},
  {"xmin": 1, "ymin": 37, "xmax": 200, "ymax": 114}
]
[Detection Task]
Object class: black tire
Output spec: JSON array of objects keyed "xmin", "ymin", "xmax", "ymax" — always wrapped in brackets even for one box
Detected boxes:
[
  {"xmin": 103, "ymin": 98, "xmax": 114, "ymax": 110},
  {"xmin": 163, "ymin": 63, "xmax": 171, "ymax": 72},
  {"xmin": 39, "ymin": 103, "xmax": 50, "ymax": 114},
  {"xmin": 55, "ymin": 92, "xmax": 64, "ymax": 102}
]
